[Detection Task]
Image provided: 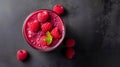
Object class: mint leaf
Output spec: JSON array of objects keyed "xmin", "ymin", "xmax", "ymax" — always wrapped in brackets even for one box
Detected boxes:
[{"xmin": 44, "ymin": 31, "xmax": 53, "ymax": 45}]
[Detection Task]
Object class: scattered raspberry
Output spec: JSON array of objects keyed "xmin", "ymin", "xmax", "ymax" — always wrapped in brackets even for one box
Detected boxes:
[
  {"xmin": 39, "ymin": 36, "xmax": 48, "ymax": 46},
  {"xmin": 66, "ymin": 38, "xmax": 75, "ymax": 48},
  {"xmin": 66, "ymin": 48, "xmax": 75, "ymax": 59},
  {"xmin": 37, "ymin": 11, "xmax": 49, "ymax": 23},
  {"xmin": 17, "ymin": 49, "xmax": 28, "ymax": 61},
  {"xmin": 50, "ymin": 27, "xmax": 61, "ymax": 39},
  {"xmin": 53, "ymin": 4, "xmax": 64, "ymax": 15},
  {"xmin": 41, "ymin": 22, "xmax": 52, "ymax": 32},
  {"xmin": 29, "ymin": 20, "xmax": 40, "ymax": 32}
]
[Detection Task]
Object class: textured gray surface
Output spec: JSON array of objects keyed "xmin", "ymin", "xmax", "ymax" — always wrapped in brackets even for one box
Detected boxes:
[{"xmin": 0, "ymin": 0, "xmax": 120, "ymax": 67}]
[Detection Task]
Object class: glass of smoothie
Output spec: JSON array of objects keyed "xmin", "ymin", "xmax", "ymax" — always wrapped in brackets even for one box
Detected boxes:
[{"xmin": 22, "ymin": 9, "xmax": 65, "ymax": 52}]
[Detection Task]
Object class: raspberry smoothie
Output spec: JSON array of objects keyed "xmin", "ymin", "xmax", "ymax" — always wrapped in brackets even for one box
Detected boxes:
[{"xmin": 23, "ymin": 9, "xmax": 65, "ymax": 52}]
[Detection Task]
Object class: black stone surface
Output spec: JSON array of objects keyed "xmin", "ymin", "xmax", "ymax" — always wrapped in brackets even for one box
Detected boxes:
[{"xmin": 0, "ymin": 0, "xmax": 120, "ymax": 67}]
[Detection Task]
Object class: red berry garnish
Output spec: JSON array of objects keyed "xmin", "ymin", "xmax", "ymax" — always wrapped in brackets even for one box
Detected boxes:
[
  {"xmin": 17, "ymin": 49, "xmax": 28, "ymax": 61},
  {"xmin": 41, "ymin": 22, "xmax": 52, "ymax": 32},
  {"xmin": 29, "ymin": 20, "xmax": 40, "ymax": 32},
  {"xmin": 66, "ymin": 48, "xmax": 75, "ymax": 59},
  {"xmin": 37, "ymin": 11, "xmax": 49, "ymax": 23},
  {"xmin": 39, "ymin": 36, "xmax": 48, "ymax": 46},
  {"xmin": 53, "ymin": 4, "xmax": 64, "ymax": 15},
  {"xmin": 50, "ymin": 27, "xmax": 61, "ymax": 39},
  {"xmin": 66, "ymin": 38, "xmax": 75, "ymax": 48}
]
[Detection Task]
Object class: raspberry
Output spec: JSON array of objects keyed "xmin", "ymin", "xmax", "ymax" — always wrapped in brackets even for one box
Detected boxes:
[
  {"xmin": 39, "ymin": 36, "xmax": 48, "ymax": 46},
  {"xmin": 66, "ymin": 38, "xmax": 75, "ymax": 48},
  {"xmin": 17, "ymin": 49, "xmax": 28, "ymax": 61},
  {"xmin": 66, "ymin": 48, "xmax": 75, "ymax": 59},
  {"xmin": 29, "ymin": 20, "xmax": 40, "ymax": 32},
  {"xmin": 41, "ymin": 22, "xmax": 52, "ymax": 32},
  {"xmin": 50, "ymin": 27, "xmax": 61, "ymax": 39},
  {"xmin": 37, "ymin": 11, "xmax": 49, "ymax": 23},
  {"xmin": 53, "ymin": 4, "xmax": 64, "ymax": 15}
]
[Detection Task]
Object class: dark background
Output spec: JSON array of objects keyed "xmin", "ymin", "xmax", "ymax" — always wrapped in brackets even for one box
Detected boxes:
[{"xmin": 0, "ymin": 0, "xmax": 120, "ymax": 67}]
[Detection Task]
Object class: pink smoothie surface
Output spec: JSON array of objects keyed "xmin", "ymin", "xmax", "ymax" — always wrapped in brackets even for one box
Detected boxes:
[{"xmin": 23, "ymin": 9, "xmax": 65, "ymax": 51}]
